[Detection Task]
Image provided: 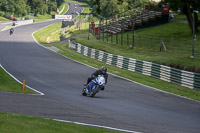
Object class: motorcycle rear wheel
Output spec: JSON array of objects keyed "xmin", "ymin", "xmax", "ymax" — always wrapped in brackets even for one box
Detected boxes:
[{"xmin": 82, "ymin": 88, "xmax": 87, "ymax": 96}]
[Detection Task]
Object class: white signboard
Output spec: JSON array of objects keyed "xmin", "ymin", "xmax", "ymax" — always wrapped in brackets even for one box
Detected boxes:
[{"xmin": 55, "ymin": 15, "xmax": 72, "ymax": 20}]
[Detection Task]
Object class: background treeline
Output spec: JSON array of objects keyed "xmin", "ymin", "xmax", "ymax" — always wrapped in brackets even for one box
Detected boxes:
[
  {"xmin": 88, "ymin": 0, "xmax": 151, "ymax": 18},
  {"xmin": 0, "ymin": 0, "xmax": 64, "ymax": 17},
  {"xmin": 89, "ymin": 0, "xmax": 200, "ymax": 33}
]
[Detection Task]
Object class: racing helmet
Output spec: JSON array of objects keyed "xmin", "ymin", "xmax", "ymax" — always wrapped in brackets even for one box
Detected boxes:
[{"xmin": 101, "ymin": 66, "xmax": 107, "ymax": 74}]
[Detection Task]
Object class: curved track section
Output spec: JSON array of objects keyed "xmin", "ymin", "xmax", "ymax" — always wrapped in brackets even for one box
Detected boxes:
[{"xmin": 0, "ymin": 2, "xmax": 200, "ymax": 133}]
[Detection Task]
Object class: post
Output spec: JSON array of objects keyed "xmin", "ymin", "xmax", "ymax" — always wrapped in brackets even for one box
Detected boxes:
[
  {"xmin": 153, "ymin": 36, "xmax": 155, "ymax": 50},
  {"xmin": 106, "ymin": 19, "xmax": 108, "ymax": 42},
  {"xmin": 121, "ymin": 19, "xmax": 124, "ymax": 46},
  {"xmin": 139, "ymin": 35, "xmax": 141, "ymax": 48},
  {"xmin": 22, "ymin": 80, "xmax": 26, "ymax": 91},
  {"xmin": 85, "ymin": 15, "xmax": 86, "ymax": 28},
  {"xmin": 116, "ymin": 33, "xmax": 118, "ymax": 44},
  {"xmin": 127, "ymin": 34, "xmax": 129, "ymax": 46},
  {"xmin": 180, "ymin": 38, "xmax": 183, "ymax": 54},
  {"xmin": 191, "ymin": 10, "xmax": 199, "ymax": 58},
  {"xmin": 99, "ymin": 18, "xmax": 101, "ymax": 41},
  {"xmin": 146, "ymin": 35, "xmax": 148, "ymax": 48},
  {"xmin": 170, "ymin": 36, "xmax": 173, "ymax": 51},
  {"xmin": 103, "ymin": 28, "xmax": 104, "ymax": 41},
  {"xmin": 111, "ymin": 33, "xmax": 113, "ymax": 43},
  {"xmin": 79, "ymin": 10, "xmax": 81, "ymax": 30},
  {"xmin": 132, "ymin": 28, "xmax": 135, "ymax": 49},
  {"xmin": 88, "ymin": 15, "xmax": 90, "ymax": 40},
  {"xmin": 107, "ymin": 32, "xmax": 108, "ymax": 42},
  {"xmin": 192, "ymin": 11, "xmax": 195, "ymax": 58}
]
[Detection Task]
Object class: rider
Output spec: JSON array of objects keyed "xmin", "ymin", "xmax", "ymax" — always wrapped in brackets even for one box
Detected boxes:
[
  {"xmin": 10, "ymin": 28, "xmax": 14, "ymax": 35},
  {"xmin": 85, "ymin": 66, "xmax": 108, "ymax": 90}
]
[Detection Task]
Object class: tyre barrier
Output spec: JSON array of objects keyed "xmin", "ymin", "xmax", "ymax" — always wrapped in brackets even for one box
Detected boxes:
[{"xmin": 69, "ymin": 42, "xmax": 200, "ymax": 90}]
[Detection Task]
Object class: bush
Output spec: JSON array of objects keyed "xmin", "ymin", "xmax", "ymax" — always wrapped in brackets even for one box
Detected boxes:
[{"xmin": 0, "ymin": 11, "xmax": 5, "ymax": 16}]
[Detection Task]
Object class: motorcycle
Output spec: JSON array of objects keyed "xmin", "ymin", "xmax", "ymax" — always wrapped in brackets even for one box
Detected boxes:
[
  {"xmin": 82, "ymin": 75, "xmax": 105, "ymax": 97},
  {"xmin": 10, "ymin": 28, "xmax": 14, "ymax": 35}
]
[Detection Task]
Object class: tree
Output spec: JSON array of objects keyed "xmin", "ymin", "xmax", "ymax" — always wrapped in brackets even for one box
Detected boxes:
[
  {"xmin": 164, "ymin": 0, "xmax": 200, "ymax": 33},
  {"xmin": 32, "ymin": 0, "xmax": 48, "ymax": 16},
  {"xmin": 89, "ymin": 0, "xmax": 130, "ymax": 18},
  {"xmin": 15, "ymin": 0, "xmax": 27, "ymax": 16},
  {"xmin": 47, "ymin": 0, "xmax": 57, "ymax": 14},
  {"xmin": 56, "ymin": 0, "xmax": 64, "ymax": 8},
  {"xmin": 0, "ymin": 0, "xmax": 7, "ymax": 11},
  {"xmin": 4, "ymin": 0, "xmax": 15, "ymax": 15}
]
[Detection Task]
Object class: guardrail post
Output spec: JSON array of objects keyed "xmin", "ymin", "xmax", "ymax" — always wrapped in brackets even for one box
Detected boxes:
[
  {"xmin": 121, "ymin": 19, "xmax": 124, "ymax": 46},
  {"xmin": 127, "ymin": 34, "xmax": 129, "ymax": 46},
  {"xmin": 99, "ymin": 19, "xmax": 101, "ymax": 41},
  {"xmin": 180, "ymin": 38, "xmax": 183, "ymax": 54},
  {"xmin": 116, "ymin": 33, "xmax": 118, "ymax": 44},
  {"xmin": 139, "ymin": 35, "xmax": 141, "ymax": 48},
  {"xmin": 111, "ymin": 33, "xmax": 113, "ymax": 43},
  {"xmin": 170, "ymin": 36, "xmax": 173, "ymax": 51},
  {"xmin": 146, "ymin": 35, "xmax": 148, "ymax": 48}
]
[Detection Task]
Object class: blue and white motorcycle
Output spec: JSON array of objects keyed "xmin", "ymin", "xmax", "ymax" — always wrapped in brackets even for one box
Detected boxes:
[{"xmin": 82, "ymin": 75, "xmax": 105, "ymax": 97}]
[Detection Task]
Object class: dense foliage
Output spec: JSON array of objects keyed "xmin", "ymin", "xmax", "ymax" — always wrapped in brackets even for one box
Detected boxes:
[
  {"xmin": 0, "ymin": 0, "xmax": 64, "ymax": 17},
  {"xmin": 88, "ymin": 0, "xmax": 150, "ymax": 18}
]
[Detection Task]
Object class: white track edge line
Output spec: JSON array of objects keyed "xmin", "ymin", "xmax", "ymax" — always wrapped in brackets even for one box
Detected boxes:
[
  {"xmin": 0, "ymin": 64, "xmax": 44, "ymax": 95},
  {"xmin": 53, "ymin": 119, "xmax": 141, "ymax": 133}
]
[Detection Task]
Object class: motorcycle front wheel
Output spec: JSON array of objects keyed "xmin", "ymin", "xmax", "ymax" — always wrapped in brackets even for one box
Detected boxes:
[{"xmin": 90, "ymin": 86, "xmax": 99, "ymax": 97}]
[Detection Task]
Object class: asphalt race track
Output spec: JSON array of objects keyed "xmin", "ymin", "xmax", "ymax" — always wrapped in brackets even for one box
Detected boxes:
[{"xmin": 0, "ymin": 2, "xmax": 200, "ymax": 133}]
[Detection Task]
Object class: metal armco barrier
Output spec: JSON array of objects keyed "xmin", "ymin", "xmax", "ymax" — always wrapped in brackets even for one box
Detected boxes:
[{"xmin": 69, "ymin": 43, "xmax": 200, "ymax": 90}]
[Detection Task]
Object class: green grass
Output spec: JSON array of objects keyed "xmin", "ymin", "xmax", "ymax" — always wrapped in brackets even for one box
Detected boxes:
[
  {"xmin": 0, "ymin": 113, "xmax": 119, "ymax": 133},
  {"xmin": 74, "ymin": 22, "xmax": 200, "ymax": 73},
  {"xmin": 173, "ymin": 14, "xmax": 187, "ymax": 20},
  {"xmin": 33, "ymin": 22, "xmax": 62, "ymax": 44},
  {"xmin": 0, "ymin": 66, "xmax": 35, "ymax": 94},
  {"xmin": 173, "ymin": 14, "xmax": 200, "ymax": 20},
  {"xmin": 33, "ymin": 13, "xmax": 55, "ymax": 23},
  {"xmin": 0, "ymin": 16, "xmax": 11, "ymax": 21},
  {"xmin": 44, "ymin": 43, "xmax": 200, "ymax": 101}
]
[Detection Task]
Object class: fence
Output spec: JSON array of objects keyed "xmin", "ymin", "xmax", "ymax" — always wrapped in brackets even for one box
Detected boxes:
[
  {"xmin": 69, "ymin": 42, "xmax": 200, "ymax": 90},
  {"xmin": 94, "ymin": 32, "xmax": 200, "ymax": 57}
]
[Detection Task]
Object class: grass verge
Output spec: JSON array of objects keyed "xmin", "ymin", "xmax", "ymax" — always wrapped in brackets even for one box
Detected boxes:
[
  {"xmin": 0, "ymin": 16, "xmax": 11, "ymax": 21},
  {"xmin": 33, "ymin": 14, "xmax": 55, "ymax": 23},
  {"xmin": 0, "ymin": 66, "xmax": 36, "ymax": 94},
  {"xmin": 0, "ymin": 113, "xmax": 119, "ymax": 133},
  {"xmin": 44, "ymin": 43, "xmax": 200, "ymax": 101},
  {"xmin": 74, "ymin": 22, "xmax": 200, "ymax": 73},
  {"xmin": 33, "ymin": 22, "xmax": 62, "ymax": 44}
]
